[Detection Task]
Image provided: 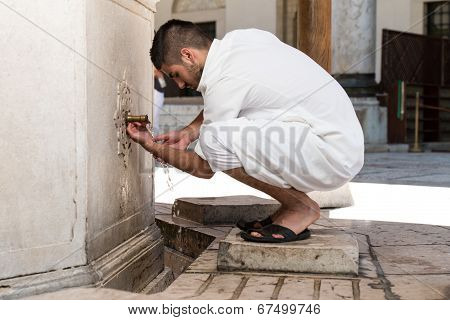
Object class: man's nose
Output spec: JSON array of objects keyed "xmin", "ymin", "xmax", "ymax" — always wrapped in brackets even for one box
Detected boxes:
[{"xmin": 174, "ymin": 78, "xmax": 185, "ymax": 89}]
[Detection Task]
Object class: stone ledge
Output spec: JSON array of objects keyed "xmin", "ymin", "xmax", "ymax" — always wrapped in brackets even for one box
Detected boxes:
[
  {"xmin": 155, "ymin": 214, "xmax": 218, "ymax": 258},
  {"xmin": 217, "ymin": 228, "xmax": 359, "ymax": 275},
  {"xmin": 172, "ymin": 190, "xmax": 353, "ymax": 226},
  {"xmin": 172, "ymin": 195, "xmax": 280, "ymax": 225},
  {"xmin": 164, "ymin": 97, "xmax": 204, "ymax": 105}
]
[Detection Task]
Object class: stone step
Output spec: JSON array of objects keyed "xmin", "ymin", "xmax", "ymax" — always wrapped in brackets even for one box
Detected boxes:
[
  {"xmin": 155, "ymin": 213, "xmax": 218, "ymax": 258},
  {"xmin": 364, "ymin": 143, "xmax": 409, "ymax": 153},
  {"xmin": 172, "ymin": 189, "xmax": 353, "ymax": 225},
  {"xmin": 140, "ymin": 267, "xmax": 175, "ymax": 295},
  {"xmin": 172, "ymin": 195, "xmax": 280, "ymax": 225},
  {"xmin": 350, "ymin": 96, "xmax": 381, "ymax": 108},
  {"xmin": 217, "ymin": 228, "xmax": 359, "ymax": 275}
]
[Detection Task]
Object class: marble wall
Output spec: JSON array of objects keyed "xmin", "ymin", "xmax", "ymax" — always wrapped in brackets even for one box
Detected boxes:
[{"xmin": 0, "ymin": 0, "xmax": 162, "ymax": 296}]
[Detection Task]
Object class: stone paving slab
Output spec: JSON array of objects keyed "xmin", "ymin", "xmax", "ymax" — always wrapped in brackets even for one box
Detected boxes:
[
  {"xmin": 354, "ymin": 152, "xmax": 450, "ymax": 187},
  {"xmin": 187, "ymin": 249, "xmax": 218, "ymax": 273},
  {"xmin": 192, "ymin": 274, "xmax": 244, "ymax": 300},
  {"xmin": 238, "ymin": 276, "xmax": 279, "ymax": 300},
  {"xmin": 373, "ymin": 244, "xmax": 450, "ymax": 275},
  {"xmin": 277, "ymin": 278, "xmax": 316, "ymax": 299},
  {"xmin": 217, "ymin": 228, "xmax": 359, "ymax": 275},
  {"xmin": 358, "ymin": 279, "xmax": 386, "ymax": 300},
  {"xmin": 350, "ymin": 223, "xmax": 450, "ymax": 247},
  {"xmin": 395, "ymin": 174, "xmax": 450, "ymax": 185},
  {"xmin": 386, "ymin": 275, "xmax": 450, "ymax": 299},
  {"xmin": 319, "ymin": 279, "xmax": 354, "ymax": 300},
  {"xmin": 315, "ymin": 218, "xmax": 450, "ymax": 248},
  {"xmin": 150, "ymin": 273, "xmax": 212, "ymax": 300}
]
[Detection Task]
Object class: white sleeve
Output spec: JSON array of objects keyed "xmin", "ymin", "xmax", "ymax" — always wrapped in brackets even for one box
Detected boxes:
[
  {"xmin": 203, "ymin": 77, "xmax": 249, "ymax": 123},
  {"xmin": 193, "ymin": 140, "xmax": 206, "ymax": 160}
]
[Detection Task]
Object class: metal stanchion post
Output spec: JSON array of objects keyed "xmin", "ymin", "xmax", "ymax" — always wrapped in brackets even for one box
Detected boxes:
[{"xmin": 410, "ymin": 91, "xmax": 422, "ymax": 152}]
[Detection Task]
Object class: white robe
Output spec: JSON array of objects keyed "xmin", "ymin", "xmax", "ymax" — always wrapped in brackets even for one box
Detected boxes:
[{"xmin": 194, "ymin": 29, "xmax": 364, "ymax": 192}]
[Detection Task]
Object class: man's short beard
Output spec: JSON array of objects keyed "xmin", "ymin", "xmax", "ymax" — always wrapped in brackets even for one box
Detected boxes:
[{"xmin": 184, "ymin": 62, "xmax": 203, "ymax": 86}]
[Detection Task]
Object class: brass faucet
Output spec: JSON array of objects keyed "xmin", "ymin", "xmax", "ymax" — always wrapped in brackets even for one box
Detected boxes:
[{"xmin": 125, "ymin": 112, "xmax": 149, "ymax": 124}]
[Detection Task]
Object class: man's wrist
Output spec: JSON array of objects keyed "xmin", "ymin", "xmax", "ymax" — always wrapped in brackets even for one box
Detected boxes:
[
  {"xmin": 183, "ymin": 124, "xmax": 199, "ymax": 140},
  {"xmin": 143, "ymin": 138, "xmax": 157, "ymax": 153}
]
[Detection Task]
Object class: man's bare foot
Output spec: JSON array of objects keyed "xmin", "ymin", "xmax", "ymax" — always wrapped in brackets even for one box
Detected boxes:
[
  {"xmin": 249, "ymin": 200, "xmax": 320, "ymax": 239},
  {"xmin": 221, "ymin": 168, "xmax": 321, "ymax": 240},
  {"xmin": 245, "ymin": 207, "xmax": 283, "ymax": 229}
]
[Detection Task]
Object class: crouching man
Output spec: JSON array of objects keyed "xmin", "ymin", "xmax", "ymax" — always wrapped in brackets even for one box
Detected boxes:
[{"xmin": 127, "ymin": 20, "xmax": 364, "ymax": 243}]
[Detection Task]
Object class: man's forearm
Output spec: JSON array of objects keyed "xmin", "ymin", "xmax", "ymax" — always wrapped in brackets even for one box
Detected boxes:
[
  {"xmin": 144, "ymin": 139, "xmax": 213, "ymax": 179},
  {"xmin": 182, "ymin": 110, "xmax": 203, "ymax": 140}
]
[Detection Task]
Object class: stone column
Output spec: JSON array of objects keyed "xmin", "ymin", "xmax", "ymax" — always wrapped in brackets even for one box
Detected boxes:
[
  {"xmin": 0, "ymin": 0, "xmax": 163, "ymax": 299},
  {"xmin": 297, "ymin": 0, "xmax": 332, "ymax": 72},
  {"xmin": 331, "ymin": 0, "xmax": 376, "ymax": 84}
]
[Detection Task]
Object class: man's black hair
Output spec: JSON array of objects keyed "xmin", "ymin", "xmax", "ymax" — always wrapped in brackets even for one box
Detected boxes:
[{"xmin": 150, "ymin": 19, "xmax": 212, "ymax": 69}]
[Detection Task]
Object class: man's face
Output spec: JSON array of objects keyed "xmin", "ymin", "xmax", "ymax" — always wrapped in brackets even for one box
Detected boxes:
[{"xmin": 160, "ymin": 61, "xmax": 202, "ymax": 91}]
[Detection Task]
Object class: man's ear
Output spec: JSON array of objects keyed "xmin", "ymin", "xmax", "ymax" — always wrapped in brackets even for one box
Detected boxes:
[{"xmin": 180, "ymin": 48, "xmax": 195, "ymax": 64}]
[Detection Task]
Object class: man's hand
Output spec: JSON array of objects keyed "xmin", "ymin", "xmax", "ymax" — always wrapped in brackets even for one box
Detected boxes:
[
  {"xmin": 127, "ymin": 122, "xmax": 213, "ymax": 179},
  {"xmin": 126, "ymin": 122, "xmax": 153, "ymax": 147},
  {"xmin": 153, "ymin": 129, "xmax": 194, "ymax": 150}
]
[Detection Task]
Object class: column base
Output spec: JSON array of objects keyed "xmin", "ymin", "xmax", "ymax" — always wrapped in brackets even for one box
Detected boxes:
[{"xmin": 0, "ymin": 224, "xmax": 164, "ymax": 299}]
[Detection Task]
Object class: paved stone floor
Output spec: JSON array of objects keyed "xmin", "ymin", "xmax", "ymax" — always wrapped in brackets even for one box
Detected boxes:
[
  {"xmin": 30, "ymin": 152, "xmax": 450, "ymax": 300},
  {"xmin": 150, "ymin": 152, "xmax": 450, "ymax": 300},
  {"xmin": 354, "ymin": 152, "xmax": 450, "ymax": 187},
  {"xmin": 148, "ymin": 203, "xmax": 450, "ymax": 300}
]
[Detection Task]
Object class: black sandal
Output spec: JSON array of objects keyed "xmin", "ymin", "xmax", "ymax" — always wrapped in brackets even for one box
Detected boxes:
[
  {"xmin": 240, "ymin": 224, "xmax": 311, "ymax": 243},
  {"xmin": 236, "ymin": 216, "xmax": 273, "ymax": 232}
]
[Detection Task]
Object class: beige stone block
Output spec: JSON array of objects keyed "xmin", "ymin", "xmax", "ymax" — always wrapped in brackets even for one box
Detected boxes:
[
  {"xmin": 218, "ymin": 228, "xmax": 359, "ymax": 275},
  {"xmin": 172, "ymin": 196, "xmax": 279, "ymax": 225},
  {"xmin": 172, "ymin": 190, "xmax": 353, "ymax": 226}
]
